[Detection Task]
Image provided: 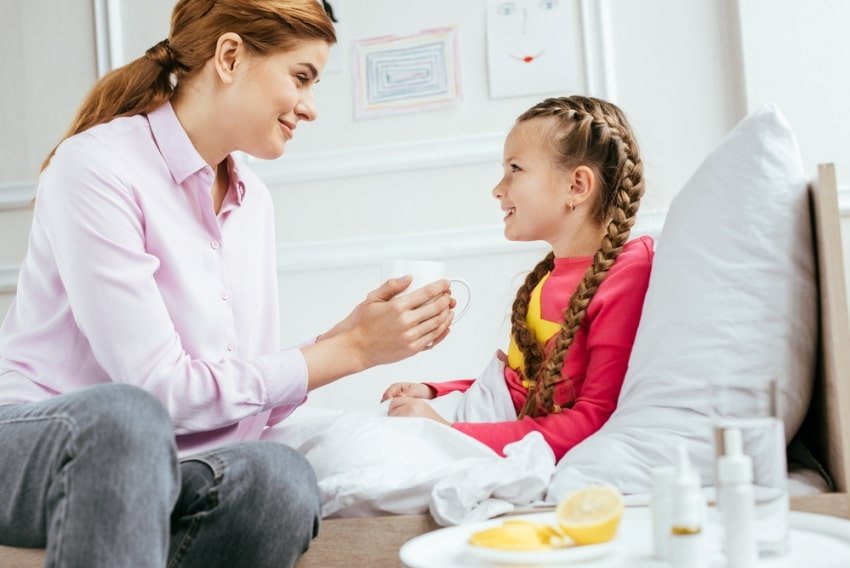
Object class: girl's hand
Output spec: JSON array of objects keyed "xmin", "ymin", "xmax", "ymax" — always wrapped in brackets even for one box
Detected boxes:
[
  {"xmin": 387, "ymin": 397, "xmax": 451, "ymax": 426},
  {"xmin": 380, "ymin": 382, "xmax": 435, "ymax": 402}
]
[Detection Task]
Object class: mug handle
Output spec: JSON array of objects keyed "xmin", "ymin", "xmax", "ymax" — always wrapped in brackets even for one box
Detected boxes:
[{"xmin": 448, "ymin": 278, "xmax": 471, "ymax": 323}]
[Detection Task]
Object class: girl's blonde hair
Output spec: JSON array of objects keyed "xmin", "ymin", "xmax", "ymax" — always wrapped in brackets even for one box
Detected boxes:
[
  {"xmin": 512, "ymin": 96, "xmax": 645, "ymax": 419},
  {"xmin": 42, "ymin": 0, "xmax": 336, "ymax": 170}
]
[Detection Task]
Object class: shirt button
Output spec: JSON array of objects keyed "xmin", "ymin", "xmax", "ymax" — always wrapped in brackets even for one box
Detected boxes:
[
  {"xmin": 221, "ymin": 291, "xmax": 230, "ymax": 301},
  {"xmin": 210, "ymin": 240, "xmax": 220, "ymax": 250},
  {"xmin": 226, "ymin": 343, "xmax": 235, "ymax": 352}
]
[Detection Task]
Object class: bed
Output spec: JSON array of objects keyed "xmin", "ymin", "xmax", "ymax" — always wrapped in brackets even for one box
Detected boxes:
[
  {"xmin": 0, "ymin": 163, "xmax": 848, "ymax": 566},
  {"xmin": 292, "ymin": 163, "xmax": 850, "ymax": 567}
]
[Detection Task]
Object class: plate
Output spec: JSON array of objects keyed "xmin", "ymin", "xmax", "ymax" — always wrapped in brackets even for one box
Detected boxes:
[
  {"xmin": 400, "ymin": 508, "xmax": 850, "ymax": 567},
  {"xmin": 399, "ymin": 512, "xmax": 621, "ymax": 567},
  {"xmin": 466, "ymin": 540, "xmax": 615, "ymax": 564}
]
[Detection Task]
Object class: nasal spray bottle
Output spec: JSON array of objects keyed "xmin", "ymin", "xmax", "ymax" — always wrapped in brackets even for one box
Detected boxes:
[
  {"xmin": 718, "ymin": 428, "xmax": 758, "ymax": 568},
  {"xmin": 669, "ymin": 444, "xmax": 706, "ymax": 568}
]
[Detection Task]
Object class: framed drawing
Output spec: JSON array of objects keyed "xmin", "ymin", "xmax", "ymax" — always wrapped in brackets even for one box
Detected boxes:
[{"xmin": 351, "ymin": 27, "xmax": 462, "ymax": 120}]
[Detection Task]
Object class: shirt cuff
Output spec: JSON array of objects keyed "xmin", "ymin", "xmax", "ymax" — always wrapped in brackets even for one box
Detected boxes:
[{"xmin": 256, "ymin": 348, "xmax": 309, "ymax": 410}]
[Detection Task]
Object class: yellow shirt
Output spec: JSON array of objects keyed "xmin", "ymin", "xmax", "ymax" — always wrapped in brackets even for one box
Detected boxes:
[{"xmin": 507, "ymin": 273, "xmax": 562, "ymax": 373}]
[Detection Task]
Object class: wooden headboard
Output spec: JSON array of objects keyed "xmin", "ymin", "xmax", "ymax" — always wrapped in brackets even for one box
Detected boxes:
[{"xmin": 799, "ymin": 163, "xmax": 850, "ymax": 492}]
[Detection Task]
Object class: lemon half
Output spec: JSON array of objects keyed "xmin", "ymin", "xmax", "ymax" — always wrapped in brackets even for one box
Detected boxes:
[{"xmin": 555, "ymin": 486, "xmax": 624, "ymax": 545}]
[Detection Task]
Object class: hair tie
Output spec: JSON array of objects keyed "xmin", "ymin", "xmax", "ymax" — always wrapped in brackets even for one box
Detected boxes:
[{"xmin": 145, "ymin": 38, "xmax": 175, "ymax": 70}]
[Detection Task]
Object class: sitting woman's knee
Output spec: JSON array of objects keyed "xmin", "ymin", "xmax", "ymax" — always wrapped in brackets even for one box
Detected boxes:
[
  {"xmin": 238, "ymin": 442, "xmax": 320, "ymax": 524},
  {"xmin": 75, "ymin": 384, "xmax": 175, "ymax": 460}
]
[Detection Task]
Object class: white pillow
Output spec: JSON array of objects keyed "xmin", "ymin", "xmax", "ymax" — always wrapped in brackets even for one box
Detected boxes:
[{"xmin": 547, "ymin": 103, "xmax": 817, "ymax": 498}]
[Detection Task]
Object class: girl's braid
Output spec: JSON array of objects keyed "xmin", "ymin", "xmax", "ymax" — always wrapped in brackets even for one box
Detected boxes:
[{"xmin": 509, "ymin": 252, "xmax": 556, "ymax": 391}]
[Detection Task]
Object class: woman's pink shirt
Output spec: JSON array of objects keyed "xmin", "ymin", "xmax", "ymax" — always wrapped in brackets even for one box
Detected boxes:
[{"xmin": 0, "ymin": 102, "xmax": 310, "ymax": 456}]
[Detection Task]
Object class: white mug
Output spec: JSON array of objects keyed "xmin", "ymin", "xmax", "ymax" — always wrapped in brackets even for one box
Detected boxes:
[{"xmin": 380, "ymin": 259, "xmax": 471, "ymax": 322}]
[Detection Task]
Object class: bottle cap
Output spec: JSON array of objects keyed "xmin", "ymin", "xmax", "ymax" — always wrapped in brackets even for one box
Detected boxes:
[
  {"xmin": 717, "ymin": 428, "xmax": 753, "ymax": 485},
  {"xmin": 675, "ymin": 444, "xmax": 700, "ymax": 490}
]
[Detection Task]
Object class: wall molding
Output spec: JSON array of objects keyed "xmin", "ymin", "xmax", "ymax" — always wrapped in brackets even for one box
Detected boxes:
[
  {"xmin": 0, "ymin": 266, "xmax": 18, "ymax": 294},
  {"xmin": 277, "ymin": 225, "xmax": 544, "ymax": 274},
  {"xmin": 247, "ymin": 132, "xmax": 505, "ymax": 186},
  {"xmin": 2, "ymin": 194, "xmax": 849, "ymax": 293},
  {"xmin": 277, "ymin": 208, "xmax": 668, "ymax": 273},
  {"xmin": 93, "ymin": 0, "xmax": 122, "ymax": 78},
  {"xmin": 0, "ymin": 182, "xmax": 35, "ymax": 211},
  {"xmin": 580, "ymin": 0, "xmax": 616, "ymax": 101}
]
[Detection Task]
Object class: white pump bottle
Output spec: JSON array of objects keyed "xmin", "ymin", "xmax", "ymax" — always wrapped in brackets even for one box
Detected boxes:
[{"xmin": 718, "ymin": 427, "xmax": 758, "ymax": 567}]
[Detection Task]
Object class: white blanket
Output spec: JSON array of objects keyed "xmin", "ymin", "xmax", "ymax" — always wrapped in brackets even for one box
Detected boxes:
[{"xmin": 262, "ymin": 351, "xmax": 556, "ymax": 525}]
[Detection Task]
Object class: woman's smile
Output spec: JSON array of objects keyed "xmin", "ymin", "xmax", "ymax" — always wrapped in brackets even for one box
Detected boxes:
[{"xmin": 278, "ymin": 118, "xmax": 295, "ymax": 140}]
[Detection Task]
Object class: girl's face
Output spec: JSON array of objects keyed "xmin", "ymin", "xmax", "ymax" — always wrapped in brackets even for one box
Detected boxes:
[
  {"xmin": 224, "ymin": 39, "xmax": 329, "ymax": 160},
  {"xmin": 492, "ymin": 119, "xmax": 573, "ymax": 245}
]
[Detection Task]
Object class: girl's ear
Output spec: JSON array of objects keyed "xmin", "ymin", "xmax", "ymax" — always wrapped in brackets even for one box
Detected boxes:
[
  {"xmin": 214, "ymin": 32, "xmax": 244, "ymax": 85},
  {"xmin": 569, "ymin": 165, "xmax": 596, "ymax": 208}
]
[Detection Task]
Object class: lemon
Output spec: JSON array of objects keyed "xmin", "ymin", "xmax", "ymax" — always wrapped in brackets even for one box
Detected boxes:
[
  {"xmin": 468, "ymin": 519, "xmax": 563, "ymax": 550},
  {"xmin": 555, "ymin": 486, "xmax": 624, "ymax": 545}
]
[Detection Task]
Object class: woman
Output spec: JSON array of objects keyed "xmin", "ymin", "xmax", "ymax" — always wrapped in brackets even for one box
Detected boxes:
[{"xmin": 0, "ymin": 1, "xmax": 454, "ymax": 566}]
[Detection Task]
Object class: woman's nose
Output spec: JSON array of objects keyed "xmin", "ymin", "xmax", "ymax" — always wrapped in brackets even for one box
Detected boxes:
[{"xmin": 295, "ymin": 92, "xmax": 317, "ymax": 122}]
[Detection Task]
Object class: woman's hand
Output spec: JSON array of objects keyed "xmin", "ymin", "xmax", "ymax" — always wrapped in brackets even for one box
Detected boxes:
[
  {"xmin": 302, "ymin": 277, "xmax": 455, "ymax": 390},
  {"xmin": 387, "ymin": 396, "xmax": 451, "ymax": 426},
  {"xmin": 380, "ymin": 382, "xmax": 435, "ymax": 402},
  {"xmin": 319, "ymin": 277, "xmax": 457, "ymax": 343},
  {"xmin": 343, "ymin": 277, "xmax": 454, "ymax": 368}
]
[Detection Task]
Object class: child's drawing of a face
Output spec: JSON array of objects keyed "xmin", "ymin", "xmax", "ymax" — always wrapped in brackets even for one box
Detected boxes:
[
  {"xmin": 492, "ymin": 0, "xmax": 562, "ymax": 64},
  {"xmin": 486, "ymin": 0, "xmax": 578, "ymax": 98}
]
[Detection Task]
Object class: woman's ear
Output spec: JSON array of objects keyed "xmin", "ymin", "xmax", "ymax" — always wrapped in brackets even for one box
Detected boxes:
[
  {"xmin": 569, "ymin": 165, "xmax": 597, "ymax": 208},
  {"xmin": 213, "ymin": 32, "xmax": 244, "ymax": 85}
]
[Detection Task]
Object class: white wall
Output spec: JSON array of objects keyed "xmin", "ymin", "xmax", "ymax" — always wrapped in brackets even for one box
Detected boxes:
[
  {"xmin": 0, "ymin": 0, "xmax": 97, "ymax": 311},
  {"xmin": 1, "ymin": 0, "xmax": 848, "ymax": 409},
  {"xmin": 738, "ymin": 0, "xmax": 850, "ymax": 178}
]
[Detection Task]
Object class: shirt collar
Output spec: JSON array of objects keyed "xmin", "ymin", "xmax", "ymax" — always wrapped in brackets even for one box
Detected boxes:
[
  {"xmin": 228, "ymin": 155, "xmax": 247, "ymax": 205},
  {"xmin": 147, "ymin": 101, "xmax": 210, "ymax": 185}
]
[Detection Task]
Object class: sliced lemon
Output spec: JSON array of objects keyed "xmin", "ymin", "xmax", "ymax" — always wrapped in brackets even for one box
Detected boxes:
[
  {"xmin": 468, "ymin": 519, "xmax": 566, "ymax": 551},
  {"xmin": 555, "ymin": 486, "xmax": 624, "ymax": 545}
]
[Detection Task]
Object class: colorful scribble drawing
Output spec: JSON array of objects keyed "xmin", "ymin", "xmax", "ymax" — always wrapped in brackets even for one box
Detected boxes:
[
  {"xmin": 487, "ymin": 0, "xmax": 579, "ymax": 98},
  {"xmin": 352, "ymin": 27, "xmax": 462, "ymax": 119}
]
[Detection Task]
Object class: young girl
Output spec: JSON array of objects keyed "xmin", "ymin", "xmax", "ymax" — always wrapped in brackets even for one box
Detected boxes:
[
  {"xmin": 383, "ymin": 96, "xmax": 654, "ymax": 461},
  {"xmin": 0, "ymin": 1, "xmax": 454, "ymax": 566}
]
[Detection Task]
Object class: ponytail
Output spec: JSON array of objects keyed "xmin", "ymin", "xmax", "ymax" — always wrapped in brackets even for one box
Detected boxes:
[{"xmin": 41, "ymin": 42, "xmax": 176, "ymax": 171}]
